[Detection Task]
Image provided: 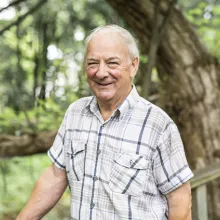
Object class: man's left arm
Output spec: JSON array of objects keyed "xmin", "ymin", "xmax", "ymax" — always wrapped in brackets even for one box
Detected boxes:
[{"xmin": 166, "ymin": 181, "xmax": 192, "ymax": 220}]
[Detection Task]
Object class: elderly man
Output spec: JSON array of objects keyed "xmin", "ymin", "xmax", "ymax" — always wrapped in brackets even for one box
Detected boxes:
[{"xmin": 17, "ymin": 25, "xmax": 193, "ymax": 220}]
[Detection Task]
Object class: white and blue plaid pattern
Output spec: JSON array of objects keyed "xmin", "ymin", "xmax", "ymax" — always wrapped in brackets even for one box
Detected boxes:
[{"xmin": 48, "ymin": 86, "xmax": 193, "ymax": 220}]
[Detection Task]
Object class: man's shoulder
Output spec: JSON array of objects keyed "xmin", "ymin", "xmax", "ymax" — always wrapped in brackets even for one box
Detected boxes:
[
  {"xmin": 137, "ymin": 97, "xmax": 174, "ymax": 125},
  {"xmin": 68, "ymin": 96, "xmax": 93, "ymax": 113}
]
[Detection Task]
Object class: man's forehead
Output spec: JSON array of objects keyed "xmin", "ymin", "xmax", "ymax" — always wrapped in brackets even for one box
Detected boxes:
[
  {"xmin": 86, "ymin": 35, "xmax": 128, "ymax": 54},
  {"xmin": 86, "ymin": 56, "xmax": 121, "ymax": 61}
]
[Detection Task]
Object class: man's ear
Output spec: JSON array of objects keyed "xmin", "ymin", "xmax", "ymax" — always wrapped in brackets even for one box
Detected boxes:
[{"xmin": 130, "ymin": 57, "xmax": 139, "ymax": 78}]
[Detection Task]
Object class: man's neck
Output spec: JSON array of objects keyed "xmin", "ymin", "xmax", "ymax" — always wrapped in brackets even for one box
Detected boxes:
[
  {"xmin": 97, "ymin": 87, "xmax": 132, "ymax": 121},
  {"xmin": 98, "ymin": 102, "xmax": 120, "ymax": 121}
]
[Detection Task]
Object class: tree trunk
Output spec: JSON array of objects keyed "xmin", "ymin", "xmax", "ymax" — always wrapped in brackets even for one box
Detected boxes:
[
  {"xmin": 105, "ymin": 0, "xmax": 220, "ymax": 219},
  {"xmin": 0, "ymin": 131, "xmax": 56, "ymax": 157}
]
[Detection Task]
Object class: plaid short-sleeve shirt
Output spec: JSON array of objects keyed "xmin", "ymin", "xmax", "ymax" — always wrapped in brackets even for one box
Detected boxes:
[{"xmin": 48, "ymin": 86, "xmax": 193, "ymax": 220}]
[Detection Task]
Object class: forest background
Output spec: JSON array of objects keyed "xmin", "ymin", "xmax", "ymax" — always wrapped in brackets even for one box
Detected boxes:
[{"xmin": 0, "ymin": 0, "xmax": 220, "ymax": 219}]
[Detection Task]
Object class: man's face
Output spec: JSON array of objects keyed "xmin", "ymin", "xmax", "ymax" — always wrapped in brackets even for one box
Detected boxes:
[{"xmin": 85, "ymin": 30, "xmax": 138, "ymax": 105}]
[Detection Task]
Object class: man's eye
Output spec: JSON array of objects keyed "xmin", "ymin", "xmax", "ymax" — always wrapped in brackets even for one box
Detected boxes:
[
  {"xmin": 88, "ymin": 63, "xmax": 97, "ymax": 66},
  {"xmin": 109, "ymin": 62, "xmax": 118, "ymax": 65}
]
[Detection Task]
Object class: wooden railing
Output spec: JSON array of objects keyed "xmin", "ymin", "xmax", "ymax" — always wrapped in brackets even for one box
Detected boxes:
[{"xmin": 190, "ymin": 163, "xmax": 220, "ymax": 220}]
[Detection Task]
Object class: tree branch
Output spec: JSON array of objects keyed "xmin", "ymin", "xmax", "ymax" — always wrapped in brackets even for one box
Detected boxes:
[
  {"xmin": 140, "ymin": 0, "xmax": 177, "ymax": 98},
  {"xmin": 0, "ymin": 0, "xmax": 48, "ymax": 36},
  {"xmin": 158, "ymin": 0, "xmax": 177, "ymax": 35},
  {"xmin": 0, "ymin": 131, "xmax": 56, "ymax": 157},
  {"xmin": 0, "ymin": 0, "xmax": 27, "ymax": 13}
]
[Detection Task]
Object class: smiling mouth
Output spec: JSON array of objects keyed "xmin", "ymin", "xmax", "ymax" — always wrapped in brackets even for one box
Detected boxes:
[{"xmin": 96, "ymin": 82, "xmax": 113, "ymax": 86}]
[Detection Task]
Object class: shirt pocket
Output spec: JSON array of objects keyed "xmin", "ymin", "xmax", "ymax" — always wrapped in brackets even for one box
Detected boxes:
[
  {"xmin": 66, "ymin": 141, "xmax": 86, "ymax": 182},
  {"xmin": 109, "ymin": 152, "xmax": 149, "ymax": 196}
]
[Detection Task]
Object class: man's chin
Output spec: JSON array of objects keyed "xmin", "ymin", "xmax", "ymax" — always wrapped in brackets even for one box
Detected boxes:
[{"xmin": 96, "ymin": 92, "xmax": 115, "ymax": 102}]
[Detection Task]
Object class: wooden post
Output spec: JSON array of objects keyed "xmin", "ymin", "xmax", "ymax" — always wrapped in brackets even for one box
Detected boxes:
[{"xmin": 192, "ymin": 185, "xmax": 208, "ymax": 220}]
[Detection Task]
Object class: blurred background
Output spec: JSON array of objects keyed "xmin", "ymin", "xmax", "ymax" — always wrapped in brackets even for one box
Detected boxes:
[{"xmin": 0, "ymin": 0, "xmax": 220, "ymax": 219}]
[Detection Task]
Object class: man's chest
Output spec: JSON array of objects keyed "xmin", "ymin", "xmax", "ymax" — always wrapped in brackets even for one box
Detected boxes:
[
  {"xmin": 64, "ymin": 113, "xmax": 159, "ymax": 192},
  {"xmin": 64, "ymin": 112, "xmax": 159, "ymax": 157}
]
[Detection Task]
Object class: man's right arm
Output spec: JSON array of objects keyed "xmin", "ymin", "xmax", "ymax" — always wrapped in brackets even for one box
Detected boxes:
[{"xmin": 17, "ymin": 163, "xmax": 67, "ymax": 220}]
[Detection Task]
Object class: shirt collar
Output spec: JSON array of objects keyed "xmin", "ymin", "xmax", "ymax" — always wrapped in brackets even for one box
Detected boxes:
[
  {"xmin": 117, "ymin": 85, "xmax": 140, "ymax": 119},
  {"xmin": 85, "ymin": 96, "xmax": 99, "ymax": 115},
  {"xmin": 86, "ymin": 85, "xmax": 140, "ymax": 120}
]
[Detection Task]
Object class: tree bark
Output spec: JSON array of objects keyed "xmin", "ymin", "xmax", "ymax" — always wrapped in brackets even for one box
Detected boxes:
[
  {"xmin": 0, "ymin": 131, "xmax": 56, "ymax": 157},
  {"xmin": 105, "ymin": 0, "xmax": 220, "ymax": 219}
]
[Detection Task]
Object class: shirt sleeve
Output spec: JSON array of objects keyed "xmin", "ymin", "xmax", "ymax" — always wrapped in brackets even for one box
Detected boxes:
[
  {"xmin": 152, "ymin": 120, "xmax": 194, "ymax": 195},
  {"xmin": 47, "ymin": 107, "xmax": 69, "ymax": 170}
]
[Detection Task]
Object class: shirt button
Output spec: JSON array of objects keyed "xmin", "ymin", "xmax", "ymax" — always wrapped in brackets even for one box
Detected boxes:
[
  {"xmin": 97, "ymin": 149, "xmax": 101, "ymax": 154},
  {"xmin": 93, "ymin": 176, "xmax": 98, "ymax": 181}
]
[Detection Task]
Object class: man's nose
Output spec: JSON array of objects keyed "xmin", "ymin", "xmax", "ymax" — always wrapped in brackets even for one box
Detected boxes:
[{"xmin": 96, "ymin": 63, "xmax": 108, "ymax": 79}]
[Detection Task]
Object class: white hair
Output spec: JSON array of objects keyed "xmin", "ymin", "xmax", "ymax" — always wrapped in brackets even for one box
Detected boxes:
[{"xmin": 85, "ymin": 24, "xmax": 139, "ymax": 63}]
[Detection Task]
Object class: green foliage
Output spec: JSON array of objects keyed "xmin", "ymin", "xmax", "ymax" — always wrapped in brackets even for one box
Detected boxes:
[
  {"xmin": 0, "ymin": 0, "xmax": 119, "ymax": 113},
  {"xmin": 139, "ymin": 55, "xmax": 148, "ymax": 64},
  {"xmin": 0, "ymin": 94, "xmax": 78, "ymax": 135},
  {"xmin": 0, "ymin": 154, "xmax": 70, "ymax": 219},
  {"xmin": 179, "ymin": 0, "xmax": 220, "ymax": 59}
]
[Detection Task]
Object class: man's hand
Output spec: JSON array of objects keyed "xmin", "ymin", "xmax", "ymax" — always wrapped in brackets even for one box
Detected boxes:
[
  {"xmin": 17, "ymin": 163, "xmax": 67, "ymax": 220},
  {"xmin": 166, "ymin": 182, "xmax": 192, "ymax": 220}
]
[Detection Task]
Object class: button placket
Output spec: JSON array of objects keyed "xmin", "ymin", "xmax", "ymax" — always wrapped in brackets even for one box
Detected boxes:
[
  {"xmin": 93, "ymin": 123, "xmax": 106, "ymax": 212},
  {"xmin": 91, "ymin": 202, "xmax": 95, "ymax": 209},
  {"xmin": 93, "ymin": 176, "xmax": 98, "ymax": 181}
]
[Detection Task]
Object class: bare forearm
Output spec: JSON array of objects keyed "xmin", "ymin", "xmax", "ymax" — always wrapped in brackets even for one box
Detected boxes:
[
  {"xmin": 167, "ymin": 182, "xmax": 192, "ymax": 220},
  {"xmin": 168, "ymin": 204, "xmax": 192, "ymax": 220},
  {"xmin": 17, "ymin": 164, "xmax": 67, "ymax": 220}
]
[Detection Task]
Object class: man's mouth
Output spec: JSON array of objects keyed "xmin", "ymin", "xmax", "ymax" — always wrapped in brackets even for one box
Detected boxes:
[{"xmin": 96, "ymin": 82, "xmax": 113, "ymax": 86}]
